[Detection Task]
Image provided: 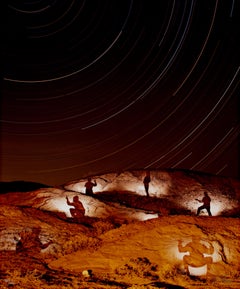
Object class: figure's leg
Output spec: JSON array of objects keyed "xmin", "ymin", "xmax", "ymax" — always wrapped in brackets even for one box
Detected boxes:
[
  {"xmin": 70, "ymin": 208, "xmax": 77, "ymax": 218},
  {"xmin": 75, "ymin": 210, "xmax": 84, "ymax": 218},
  {"xmin": 204, "ymin": 257, "xmax": 213, "ymax": 265},
  {"xmin": 204, "ymin": 257, "xmax": 213, "ymax": 275},
  {"xmin": 206, "ymin": 207, "xmax": 212, "ymax": 216},
  {"xmin": 197, "ymin": 205, "xmax": 204, "ymax": 215},
  {"xmin": 144, "ymin": 184, "xmax": 149, "ymax": 196},
  {"xmin": 86, "ymin": 189, "xmax": 93, "ymax": 196},
  {"xmin": 183, "ymin": 255, "xmax": 190, "ymax": 274}
]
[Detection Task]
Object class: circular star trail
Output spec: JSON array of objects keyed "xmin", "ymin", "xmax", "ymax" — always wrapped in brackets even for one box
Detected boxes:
[{"xmin": 1, "ymin": 0, "xmax": 239, "ymax": 185}]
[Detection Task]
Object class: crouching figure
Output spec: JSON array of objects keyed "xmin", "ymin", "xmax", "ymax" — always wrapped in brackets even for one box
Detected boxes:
[
  {"xmin": 66, "ymin": 195, "xmax": 85, "ymax": 221},
  {"xmin": 178, "ymin": 236, "xmax": 214, "ymax": 276}
]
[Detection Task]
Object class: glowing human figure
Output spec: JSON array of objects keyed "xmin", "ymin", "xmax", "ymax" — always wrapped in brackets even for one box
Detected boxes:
[{"xmin": 178, "ymin": 236, "xmax": 214, "ymax": 275}]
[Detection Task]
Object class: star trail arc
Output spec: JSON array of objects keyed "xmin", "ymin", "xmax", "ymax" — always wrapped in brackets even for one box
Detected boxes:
[{"xmin": 1, "ymin": 0, "xmax": 239, "ymax": 185}]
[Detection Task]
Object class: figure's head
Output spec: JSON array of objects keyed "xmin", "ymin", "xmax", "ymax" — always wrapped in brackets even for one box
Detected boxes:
[
  {"xmin": 191, "ymin": 235, "xmax": 200, "ymax": 242},
  {"xmin": 87, "ymin": 177, "xmax": 92, "ymax": 181},
  {"xmin": 73, "ymin": 196, "xmax": 79, "ymax": 202},
  {"xmin": 204, "ymin": 192, "xmax": 208, "ymax": 196}
]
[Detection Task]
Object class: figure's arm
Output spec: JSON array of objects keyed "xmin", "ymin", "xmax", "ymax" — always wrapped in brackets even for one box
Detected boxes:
[
  {"xmin": 66, "ymin": 197, "xmax": 72, "ymax": 206},
  {"xmin": 93, "ymin": 180, "xmax": 97, "ymax": 186}
]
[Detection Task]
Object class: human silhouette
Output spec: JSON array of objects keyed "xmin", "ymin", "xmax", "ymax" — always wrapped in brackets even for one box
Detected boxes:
[
  {"xmin": 178, "ymin": 236, "xmax": 214, "ymax": 275},
  {"xmin": 143, "ymin": 171, "xmax": 151, "ymax": 197},
  {"xmin": 16, "ymin": 227, "xmax": 53, "ymax": 255},
  {"xmin": 84, "ymin": 177, "xmax": 97, "ymax": 196},
  {"xmin": 66, "ymin": 195, "xmax": 85, "ymax": 219},
  {"xmin": 196, "ymin": 192, "xmax": 212, "ymax": 216}
]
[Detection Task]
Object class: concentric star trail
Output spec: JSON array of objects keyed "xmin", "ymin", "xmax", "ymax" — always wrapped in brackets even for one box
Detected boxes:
[{"xmin": 1, "ymin": 0, "xmax": 239, "ymax": 185}]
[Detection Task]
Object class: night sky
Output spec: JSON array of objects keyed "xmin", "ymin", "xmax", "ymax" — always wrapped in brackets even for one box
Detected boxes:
[{"xmin": 1, "ymin": 1, "xmax": 239, "ymax": 186}]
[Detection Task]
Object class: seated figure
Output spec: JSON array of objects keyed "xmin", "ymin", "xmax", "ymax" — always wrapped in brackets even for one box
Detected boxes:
[{"xmin": 66, "ymin": 195, "xmax": 85, "ymax": 220}]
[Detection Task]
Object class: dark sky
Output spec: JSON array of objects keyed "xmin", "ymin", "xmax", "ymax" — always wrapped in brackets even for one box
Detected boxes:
[{"xmin": 1, "ymin": 0, "xmax": 239, "ymax": 186}]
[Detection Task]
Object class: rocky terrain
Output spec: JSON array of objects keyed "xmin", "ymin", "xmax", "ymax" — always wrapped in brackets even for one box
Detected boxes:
[{"xmin": 0, "ymin": 169, "xmax": 239, "ymax": 288}]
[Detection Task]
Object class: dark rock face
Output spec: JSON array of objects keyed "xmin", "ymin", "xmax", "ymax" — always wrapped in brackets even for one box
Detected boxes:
[{"xmin": 0, "ymin": 181, "xmax": 51, "ymax": 194}]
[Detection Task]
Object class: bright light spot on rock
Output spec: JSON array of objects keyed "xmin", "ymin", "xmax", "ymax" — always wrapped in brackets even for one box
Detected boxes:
[
  {"xmin": 43, "ymin": 195, "xmax": 159, "ymax": 222},
  {"xmin": 49, "ymin": 198, "xmax": 71, "ymax": 217},
  {"xmin": 65, "ymin": 181, "xmax": 104, "ymax": 195},
  {"xmin": 65, "ymin": 173, "xmax": 170, "ymax": 197},
  {"xmin": 188, "ymin": 264, "xmax": 207, "ymax": 276},
  {"xmin": 133, "ymin": 183, "xmax": 169, "ymax": 196},
  {"xmin": 210, "ymin": 201, "xmax": 225, "ymax": 216},
  {"xmin": 183, "ymin": 198, "xmax": 233, "ymax": 216},
  {"xmin": 137, "ymin": 212, "xmax": 159, "ymax": 221}
]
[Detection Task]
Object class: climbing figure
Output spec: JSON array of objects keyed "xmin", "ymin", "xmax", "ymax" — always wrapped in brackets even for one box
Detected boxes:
[
  {"xmin": 196, "ymin": 192, "xmax": 212, "ymax": 216},
  {"xmin": 66, "ymin": 195, "xmax": 85, "ymax": 220},
  {"xmin": 84, "ymin": 177, "xmax": 97, "ymax": 196},
  {"xmin": 143, "ymin": 171, "xmax": 151, "ymax": 197}
]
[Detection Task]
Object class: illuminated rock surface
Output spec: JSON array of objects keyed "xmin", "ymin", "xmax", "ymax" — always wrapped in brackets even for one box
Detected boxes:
[{"xmin": 0, "ymin": 169, "xmax": 239, "ymax": 288}]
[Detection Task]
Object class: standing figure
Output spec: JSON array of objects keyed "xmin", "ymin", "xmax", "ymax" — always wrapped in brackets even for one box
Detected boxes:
[
  {"xmin": 143, "ymin": 171, "xmax": 151, "ymax": 197},
  {"xmin": 66, "ymin": 195, "xmax": 85, "ymax": 219},
  {"xmin": 196, "ymin": 192, "xmax": 212, "ymax": 216},
  {"xmin": 84, "ymin": 177, "xmax": 97, "ymax": 196}
]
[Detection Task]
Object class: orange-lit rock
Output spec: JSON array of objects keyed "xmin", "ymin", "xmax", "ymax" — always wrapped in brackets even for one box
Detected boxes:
[{"xmin": 0, "ymin": 169, "xmax": 239, "ymax": 288}]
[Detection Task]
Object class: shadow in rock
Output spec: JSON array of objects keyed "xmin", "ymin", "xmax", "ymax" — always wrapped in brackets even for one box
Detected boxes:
[{"xmin": 149, "ymin": 281, "xmax": 185, "ymax": 288}]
